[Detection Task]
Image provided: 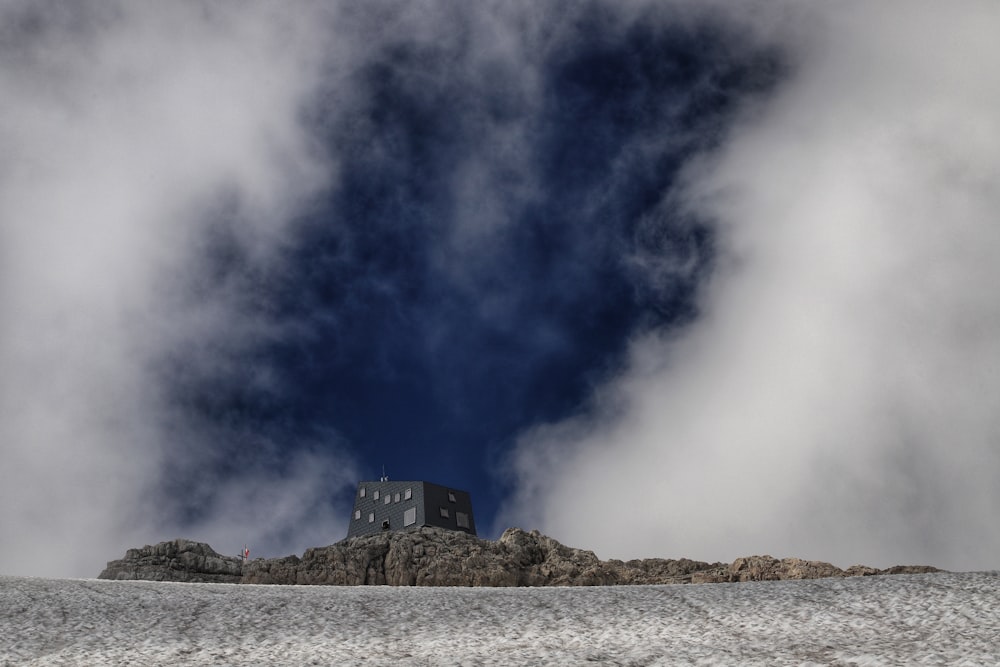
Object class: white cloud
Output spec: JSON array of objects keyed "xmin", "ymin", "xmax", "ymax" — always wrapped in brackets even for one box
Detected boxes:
[
  {"xmin": 0, "ymin": 1, "xmax": 354, "ymax": 577},
  {"xmin": 501, "ymin": 1, "xmax": 1000, "ymax": 571}
]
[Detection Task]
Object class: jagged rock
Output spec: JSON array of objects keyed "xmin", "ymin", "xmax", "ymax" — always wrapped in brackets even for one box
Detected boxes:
[
  {"xmin": 725, "ymin": 555, "xmax": 845, "ymax": 582},
  {"xmin": 612, "ymin": 557, "xmax": 727, "ymax": 585},
  {"xmin": 99, "ymin": 529, "xmax": 942, "ymax": 586},
  {"xmin": 878, "ymin": 564, "xmax": 941, "ymax": 575},
  {"xmin": 98, "ymin": 538, "xmax": 243, "ymax": 583},
  {"xmin": 690, "ymin": 556, "xmax": 942, "ymax": 583},
  {"xmin": 241, "ymin": 527, "xmax": 634, "ymax": 586}
]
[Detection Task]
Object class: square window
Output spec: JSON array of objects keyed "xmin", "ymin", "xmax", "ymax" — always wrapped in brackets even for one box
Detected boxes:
[
  {"xmin": 448, "ymin": 491, "xmax": 456, "ymax": 503},
  {"xmin": 354, "ymin": 509, "xmax": 361, "ymax": 520},
  {"xmin": 404, "ymin": 507, "xmax": 416, "ymax": 527},
  {"xmin": 359, "ymin": 487, "xmax": 366, "ymax": 498},
  {"xmin": 456, "ymin": 512, "xmax": 469, "ymax": 529},
  {"xmin": 394, "ymin": 493, "xmax": 400, "ymax": 503},
  {"xmin": 368, "ymin": 512, "xmax": 375, "ymax": 523},
  {"xmin": 373, "ymin": 490, "xmax": 380, "ymax": 500},
  {"xmin": 384, "ymin": 495, "xmax": 391, "ymax": 505},
  {"xmin": 439, "ymin": 507, "xmax": 449, "ymax": 519},
  {"xmin": 404, "ymin": 488, "xmax": 412, "ymax": 500}
]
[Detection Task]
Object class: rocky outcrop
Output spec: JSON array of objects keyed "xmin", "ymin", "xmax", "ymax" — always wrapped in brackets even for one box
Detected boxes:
[
  {"xmin": 689, "ymin": 555, "xmax": 940, "ymax": 584},
  {"xmin": 99, "ymin": 528, "xmax": 940, "ymax": 586},
  {"xmin": 878, "ymin": 564, "xmax": 942, "ymax": 576},
  {"xmin": 98, "ymin": 538, "xmax": 244, "ymax": 583},
  {"xmin": 240, "ymin": 527, "xmax": 697, "ymax": 586},
  {"xmin": 610, "ymin": 556, "xmax": 725, "ymax": 585}
]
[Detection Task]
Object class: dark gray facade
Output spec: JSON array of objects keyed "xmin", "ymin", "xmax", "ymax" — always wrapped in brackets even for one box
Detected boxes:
[{"xmin": 346, "ymin": 480, "xmax": 477, "ymax": 538}]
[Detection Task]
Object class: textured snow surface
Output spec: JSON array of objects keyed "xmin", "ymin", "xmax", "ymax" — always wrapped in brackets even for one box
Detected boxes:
[{"xmin": 2, "ymin": 572, "xmax": 998, "ymax": 666}]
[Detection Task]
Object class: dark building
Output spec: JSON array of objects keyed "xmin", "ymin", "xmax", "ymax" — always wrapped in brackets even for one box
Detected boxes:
[{"xmin": 346, "ymin": 479, "xmax": 477, "ymax": 539}]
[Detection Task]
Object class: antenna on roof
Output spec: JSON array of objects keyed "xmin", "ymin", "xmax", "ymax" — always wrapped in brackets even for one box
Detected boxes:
[{"xmin": 380, "ymin": 465, "xmax": 388, "ymax": 482}]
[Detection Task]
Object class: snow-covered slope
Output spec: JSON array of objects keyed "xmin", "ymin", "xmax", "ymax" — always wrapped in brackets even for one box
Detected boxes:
[{"xmin": 2, "ymin": 572, "xmax": 997, "ymax": 665}]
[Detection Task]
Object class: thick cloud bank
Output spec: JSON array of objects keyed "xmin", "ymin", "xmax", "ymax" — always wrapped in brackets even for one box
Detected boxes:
[
  {"xmin": 0, "ymin": 2, "xmax": 355, "ymax": 577},
  {"xmin": 503, "ymin": 2, "xmax": 1000, "ymax": 571}
]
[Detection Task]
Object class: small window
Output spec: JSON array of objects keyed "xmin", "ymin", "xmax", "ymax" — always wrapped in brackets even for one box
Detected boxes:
[
  {"xmin": 373, "ymin": 490, "xmax": 380, "ymax": 500},
  {"xmin": 394, "ymin": 493, "xmax": 400, "ymax": 503},
  {"xmin": 404, "ymin": 488, "xmax": 412, "ymax": 500},
  {"xmin": 404, "ymin": 507, "xmax": 416, "ymax": 526},
  {"xmin": 384, "ymin": 495, "xmax": 391, "ymax": 505},
  {"xmin": 354, "ymin": 509, "xmax": 361, "ymax": 520},
  {"xmin": 359, "ymin": 487, "xmax": 366, "ymax": 498},
  {"xmin": 448, "ymin": 491, "xmax": 456, "ymax": 503},
  {"xmin": 381, "ymin": 519, "xmax": 390, "ymax": 530},
  {"xmin": 456, "ymin": 512, "xmax": 469, "ymax": 529},
  {"xmin": 368, "ymin": 512, "xmax": 375, "ymax": 523},
  {"xmin": 439, "ymin": 507, "xmax": 449, "ymax": 519}
]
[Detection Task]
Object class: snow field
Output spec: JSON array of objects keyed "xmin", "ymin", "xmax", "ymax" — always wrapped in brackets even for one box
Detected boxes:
[{"xmin": 1, "ymin": 572, "xmax": 998, "ymax": 665}]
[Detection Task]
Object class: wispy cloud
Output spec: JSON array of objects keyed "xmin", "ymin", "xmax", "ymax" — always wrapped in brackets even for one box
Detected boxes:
[{"xmin": 501, "ymin": 1, "xmax": 1000, "ymax": 572}]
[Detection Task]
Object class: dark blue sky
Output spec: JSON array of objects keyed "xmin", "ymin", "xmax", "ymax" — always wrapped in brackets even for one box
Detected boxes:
[{"xmin": 159, "ymin": 11, "xmax": 782, "ymax": 538}]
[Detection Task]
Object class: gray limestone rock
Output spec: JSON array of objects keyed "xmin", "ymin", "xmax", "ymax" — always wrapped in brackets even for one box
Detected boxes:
[
  {"xmin": 99, "ymin": 529, "xmax": 941, "ymax": 586},
  {"xmin": 690, "ymin": 555, "xmax": 942, "ymax": 583},
  {"xmin": 98, "ymin": 538, "xmax": 243, "ymax": 583}
]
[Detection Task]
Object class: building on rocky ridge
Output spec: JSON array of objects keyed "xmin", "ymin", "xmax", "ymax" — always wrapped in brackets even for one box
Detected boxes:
[{"xmin": 346, "ymin": 478, "xmax": 477, "ymax": 538}]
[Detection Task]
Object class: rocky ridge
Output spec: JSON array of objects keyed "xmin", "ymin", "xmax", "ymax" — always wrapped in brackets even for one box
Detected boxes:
[
  {"xmin": 98, "ymin": 527, "xmax": 940, "ymax": 586},
  {"xmin": 99, "ymin": 538, "xmax": 244, "ymax": 584}
]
